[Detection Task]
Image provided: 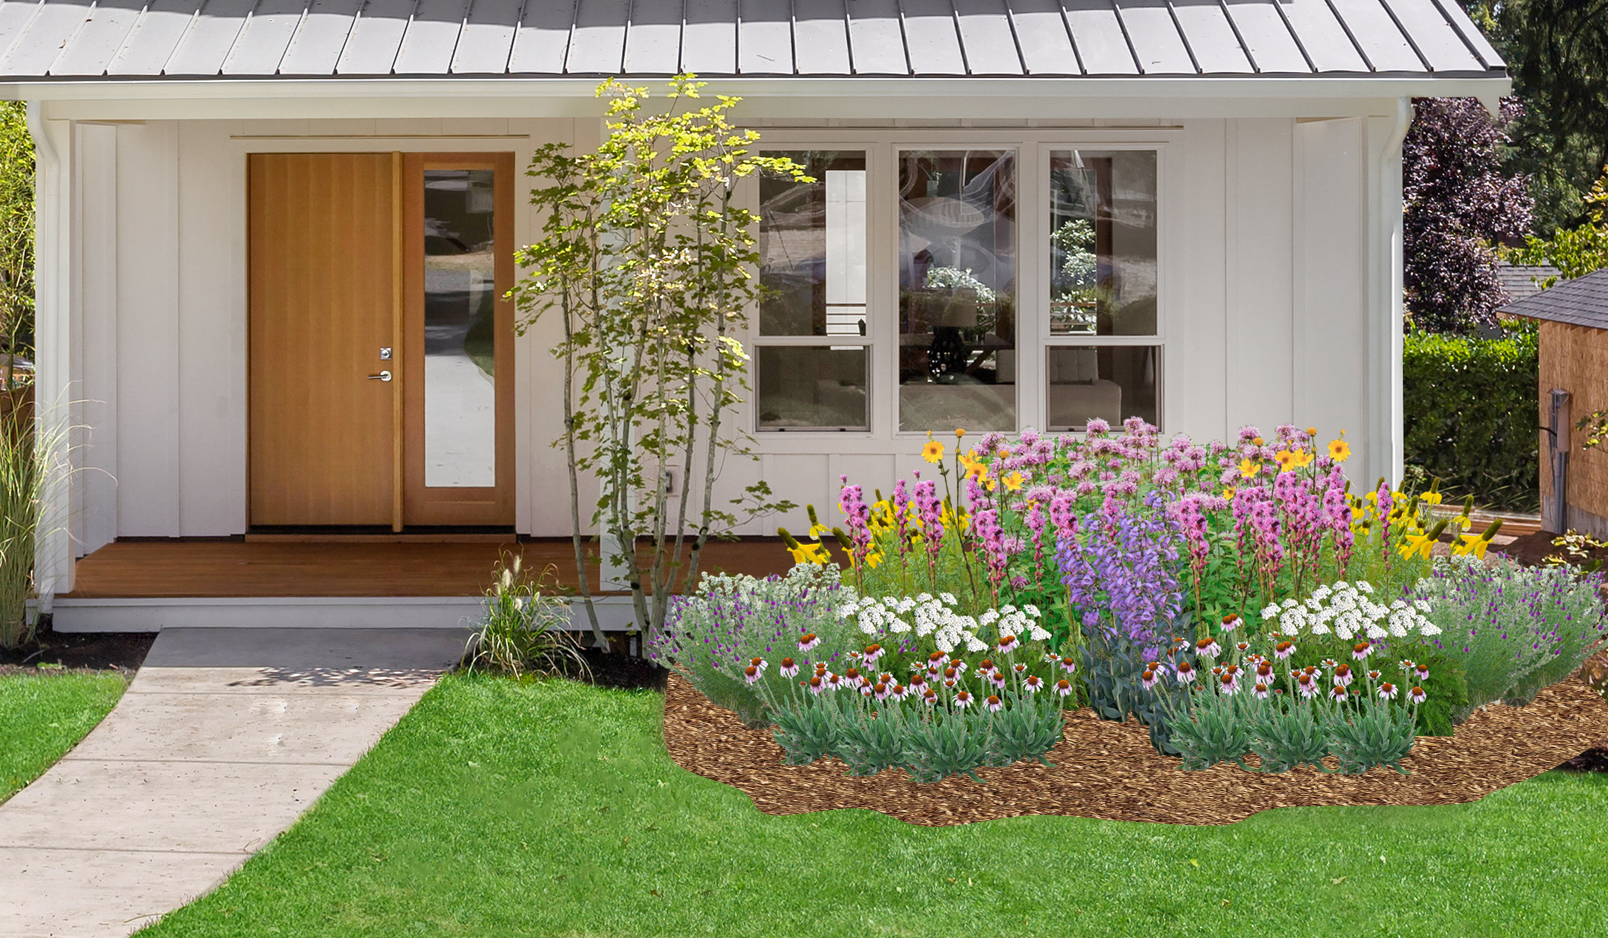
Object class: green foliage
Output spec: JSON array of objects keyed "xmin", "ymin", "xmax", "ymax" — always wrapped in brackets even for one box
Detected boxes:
[
  {"xmin": 1508, "ymin": 164, "xmax": 1608, "ymax": 281},
  {"xmin": 1413, "ymin": 654, "xmax": 1469, "ymax": 737},
  {"xmin": 1402, "ymin": 323, "xmax": 1539, "ymax": 511},
  {"xmin": 512, "ymin": 76, "xmax": 800, "ymax": 644},
  {"xmin": 1168, "ymin": 691, "xmax": 1255, "ymax": 772},
  {"xmin": 1322, "ymin": 696, "xmax": 1420, "ymax": 775},
  {"xmin": 0, "ymin": 395, "xmax": 62, "ymax": 648},
  {"xmin": 1246, "ymin": 696, "xmax": 1331, "ymax": 773},
  {"xmin": 984, "ymin": 691, "xmax": 1063, "ymax": 768},
  {"xmin": 771, "ymin": 693, "xmax": 844, "ymax": 766},
  {"xmin": 900, "ymin": 707, "xmax": 991, "ymax": 784},
  {"xmin": 463, "ymin": 554, "xmax": 589, "ymax": 681},
  {"xmin": 0, "ymin": 101, "xmax": 32, "ymax": 374},
  {"xmin": 833, "ymin": 704, "xmax": 908, "ymax": 777}
]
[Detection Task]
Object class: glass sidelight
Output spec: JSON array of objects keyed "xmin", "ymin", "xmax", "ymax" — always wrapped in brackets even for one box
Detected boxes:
[
  {"xmin": 422, "ymin": 169, "xmax": 498, "ymax": 487},
  {"xmin": 404, "ymin": 154, "xmax": 515, "ymax": 527}
]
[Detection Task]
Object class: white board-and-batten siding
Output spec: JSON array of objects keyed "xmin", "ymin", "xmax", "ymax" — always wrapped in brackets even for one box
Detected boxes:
[{"xmin": 64, "ymin": 114, "xmax": 1384, "ymax": 562}]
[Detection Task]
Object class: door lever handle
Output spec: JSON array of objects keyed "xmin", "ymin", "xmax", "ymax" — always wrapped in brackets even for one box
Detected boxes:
[{"xmin": 368, "ymin": 370, "xmax": 392, "ymax": 382}]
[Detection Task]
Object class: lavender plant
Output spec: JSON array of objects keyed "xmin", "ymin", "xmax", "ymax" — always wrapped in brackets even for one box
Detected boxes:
[
  {"xmin": 646, "ymin": 564, "xmax": 852, "ymax": 726},
  {"xmin": 1414, "ymin": 555, "xmax": 1608, "ymax": 719}
]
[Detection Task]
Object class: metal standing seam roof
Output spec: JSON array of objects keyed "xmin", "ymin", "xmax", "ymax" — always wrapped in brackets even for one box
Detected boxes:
[
  {"xmin": 0, "ymin": 0, "xmax": 1504, "ymax": 80},
  {"xmin": 1501, "ymin": 269, "xmax": 1608, "ymax": 332}
]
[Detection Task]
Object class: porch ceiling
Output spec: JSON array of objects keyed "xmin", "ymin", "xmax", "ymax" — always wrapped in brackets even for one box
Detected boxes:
[{"xmin": 0, "ymin": 0, "xmax": 1504, "ymax": 81}]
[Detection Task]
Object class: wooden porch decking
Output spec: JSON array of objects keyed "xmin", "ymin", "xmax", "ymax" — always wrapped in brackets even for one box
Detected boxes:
[{"xmin": 62, "ymin": 538, "xmax": 802, "ymax": 599}]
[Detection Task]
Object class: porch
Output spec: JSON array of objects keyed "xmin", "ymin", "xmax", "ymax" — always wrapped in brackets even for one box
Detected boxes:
[{"xmin": 51, "ymin": 538, "xmax": 801, "ymax": 633}]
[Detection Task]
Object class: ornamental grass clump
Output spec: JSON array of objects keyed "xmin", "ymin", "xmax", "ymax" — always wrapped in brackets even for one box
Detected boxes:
[
  {"xmin": 1413, "ymin": 555, "xmax": 1607, "ymax": 720},
  {"xmin": 464, "ymin": 555, "xmax": 589, "ymax": 680}
]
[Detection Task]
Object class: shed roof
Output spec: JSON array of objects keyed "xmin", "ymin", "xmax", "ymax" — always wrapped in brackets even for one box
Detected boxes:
[
  {"xmin": 1496, "ymin": 260, "xmax": 1562, "ymax": 305},
  {"xmin": 0, "ymin": 0, "xmax": 1504, "ymax": 80},
  {"xmin": 1500, "ymin": 268, "xmax": 1608, "ymax": 331}
]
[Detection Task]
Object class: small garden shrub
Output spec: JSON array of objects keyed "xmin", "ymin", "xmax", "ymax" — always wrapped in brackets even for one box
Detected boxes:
[
  {"xmin": 1402, "ymin": 324, "xmax": 1538, "ymax": 511},
  {"xmin": 1413, "ymin": 555, "xmax": 1607, "ymax": 719},
  {"xmin": 464, "ymin": 555, "xmax": 588, "ymax": 680}
]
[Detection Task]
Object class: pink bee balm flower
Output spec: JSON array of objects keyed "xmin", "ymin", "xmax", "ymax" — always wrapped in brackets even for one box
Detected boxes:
[
  {"xmin": 954, "ymin": 690, "xmax": 974, "ymax": 708},
  {"xmin": 1055, "ymin": 679, "xmax": 1074, "ymax": 697},
  {"xmin": 985, "ymin": 694, "xmax": 1003, "ymax": 713},
  {"xmin": 744, "ymin": 665, "xmax": 760, "ymax": 684},
  {"xmin": 799, "ymin": 633, "xmax": 820, "ymax": 652},
  {"xmin": 1378, "ymin": 682, "xmax": 1398, "ymax": 700},
  {"xmin": 1352, "ymin": 642, "xmax": 1373, "ymax": 661},
  {"xmin": 1275, "ymin": 641, "xmax": 1295, "ymax": 660},
  {"xmin": 1024, "ymin": 675, "xmax": 1044, "ymax": 693},
  {"xmin": 1409, "ymin": 686, "xmax": 1427, "ymax": 704},
  {"xmin": 779, "ymin": 658, "xmax": 798, "ymax": 678}
]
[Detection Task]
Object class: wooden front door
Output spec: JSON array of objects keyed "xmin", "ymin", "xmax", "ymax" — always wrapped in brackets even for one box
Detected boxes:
[
  {"xmin": 248, "ymin": 152, "xmax": 401, "ymax": 527},
  {"xmin": 248, "ymin": 151, "xmax": 515, "ymax": 530}
]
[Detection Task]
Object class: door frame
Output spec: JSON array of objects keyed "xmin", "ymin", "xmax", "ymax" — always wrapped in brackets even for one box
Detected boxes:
[{"xmin": 401, "ymin": 152, "xmax": 517, "ymax": 527}]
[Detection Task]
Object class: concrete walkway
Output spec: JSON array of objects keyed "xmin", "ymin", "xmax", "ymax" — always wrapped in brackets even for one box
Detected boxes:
[{"xmin": 0, "ymin": 628, "xmax": 466, "ymax": 938}]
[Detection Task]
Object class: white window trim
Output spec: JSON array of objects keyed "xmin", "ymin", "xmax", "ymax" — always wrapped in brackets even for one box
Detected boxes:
[{"xmin": 747, "ymin": 128, "xmax": 1182, "ymax": 439}]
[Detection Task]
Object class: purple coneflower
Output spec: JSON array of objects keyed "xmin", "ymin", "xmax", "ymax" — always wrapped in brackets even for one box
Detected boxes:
[
  {"xmin": 1296, "ymin": 674, "xmax": 1318, "ymax": 698},
  {"xmin": 1329, "ymin": 683, "xmax": 1350, "ymax": 702},
  {"xmin": 1275, "ymin": 641, "xmax": 1295, "ymax": 660},
  {"xmin": 1378, "ymin": 682, "xmax": 1398, "ymax": 700},
  {"xmin": 998, "ymin": 634, "xmax": 1019, "ymax": 654},
  {"xmin": 1332, "ymin": 664, "xmax": 1353, "ymax": 687},
  {"xmin": 874, "ymin": 683, "xmax": 889, "ymax": 700},
  {"xmin": 799, "ymin": 633, "xmax": 820, "ymax": 652},
  {"xmin": 922, "ymin": 689, "xmax": 938, "ymax": 706},
  {"xmin": 808, "ymin": 675, "xmax": 825, "ymax": 694},
  {"xmin": 991, "ymin": 672, "xmax": 1008, "ymax": 690},
  {"xmin": 1352, "ymin": 641, "xmax": 1372, "ymax": 661},
  {"xmin": 825, "ymin": 673, "xmax": 844, "ymax": 691},
  {"xmin": 1219, "ymin": 672, "xmax": 1240, "ymax": 695},
  {"xmin": 1409, "ymin": 686, "xmax": 1427, "ymax": 704},
  {"xmin": 1253, "ymin": 682, "xmax": 1270, "ymax": 700},
  {"xmin": 1197, "ymin": 638, "xmax": 1221, "ymax": 658},
  {"xmin": 1414, "ymin": 663, "xmax": 1430, "ymax": 681},
  {"xmin": 1320, "ymin": 658, "xmax": 1338, "ymax": 670},
  {"xmin": 1024, "ymin": 675, "xmax": 1044, "ymax": 693},
  {"xmin": 1176, "ymin": 660, "xmax": 1197, "ymax": 683},
  {"xmin": 954, "ymin": 690, "xmax": 974, "ymax": 708},
  {"xmin": 978, "ymin": 659, "xmax": 996, "ymax": 676},
  {"xmin": 985, "ymin": 694, "xmax": 1003, "ymax": 713},
  {"xmin": 863, "ymin": 644, "xmax": 885, "ymax": 663},
  {"xmin": 1221, "ymin": 614, "xmax": 1243, "ymax": 632},
  {"xmin": 1055, "ymin": 679, "xmax": 1074, "ymax": 697},
  {"xmin": 1061, "ymin": 657, "xmax": 1078, "ymax": 674},
  {"xmin": 1141, "ymin": 670, "xmax": 1159, "ymax": 690},
  {"xmin": 779, "ymin": 658, "xmax": 798, "ymax": 678},
  {"xmin": 891, "ymin": 683, "xmax": 908, "ymax": 701}
]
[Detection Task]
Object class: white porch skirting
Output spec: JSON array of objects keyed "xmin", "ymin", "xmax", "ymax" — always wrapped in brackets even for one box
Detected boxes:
[{"xmin": 50, "ymin": 595, "xmax": 642, "ymax": 633}]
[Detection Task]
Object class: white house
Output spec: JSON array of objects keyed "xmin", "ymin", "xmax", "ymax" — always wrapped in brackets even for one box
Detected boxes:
[{"xmin": 0, "ymin": 0, "xmax": 1508, "ymax": 629}]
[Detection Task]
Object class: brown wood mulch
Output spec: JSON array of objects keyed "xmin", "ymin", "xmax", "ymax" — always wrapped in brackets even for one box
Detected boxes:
[{"xmin": 662, "ymin": 670, "xmax": 1608, "ymax": 827}]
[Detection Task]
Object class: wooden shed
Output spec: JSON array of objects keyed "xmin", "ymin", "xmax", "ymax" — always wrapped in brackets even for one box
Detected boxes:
[{"xmin": 1502, "ymin": 268, "xmax": 1608, "ymax": 537}]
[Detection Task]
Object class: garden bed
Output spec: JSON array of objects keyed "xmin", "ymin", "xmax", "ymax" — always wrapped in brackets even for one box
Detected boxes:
[{"xmin": 663, "ymin": 671, "xmax": 1608, "ymax": 826}]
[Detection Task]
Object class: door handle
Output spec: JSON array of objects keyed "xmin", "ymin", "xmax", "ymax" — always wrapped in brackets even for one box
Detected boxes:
[{"xmin": 368, "ymin": 370, "xmax": 392, "ymax": 382}]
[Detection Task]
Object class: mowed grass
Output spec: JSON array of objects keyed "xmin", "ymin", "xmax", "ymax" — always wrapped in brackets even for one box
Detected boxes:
[
  {"xmin": 0, "ymin": 670, "xmax": 128, "ymax": 801},
  {"xmin": 141, "ymin": 674, "xmax": 1606, "ymax": 938}
]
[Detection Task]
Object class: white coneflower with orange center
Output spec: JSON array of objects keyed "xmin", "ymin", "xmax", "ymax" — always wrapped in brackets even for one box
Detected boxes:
[
  {"xmin": 944, "ymin": 679, "xmax": 957, "ymax": 689},
  {"xmin": 1378, "ymin": 682, "xmax": 1398, "ymax": 700},
  {"xmin": 1236, "ymin": 642, "xmax": 1251, "ymax": 655},
  {"xmin": 1024, "ymin": 675, "xmax": 1044, "ymax": 693},
  {"xmin": 954, "ymin": 690, "xmax": 974, "ymax": 708},
  {"xmin": 1367, "ymin": 670, "xmax": 1382, "ymax": 682},
  {"xmin": 750, "ymin": 656, "xmax": 768, "ymax": 672},
  {"xmin": 1409, "ymin": 686, "xmax": 1427, "ymax": 704},
  {"xmin": 985, "ymin": 694, "xmax": 1003, "ymax": 713},
  {"xmin": 744, "ymin": 665, "xmax": 760, "ymax": 684},
  {"xmin": 997, "ymin": 634, "xmax": 1019, "ymax": 654},
  {"xmin": 779, "ymin": 658, "xmax": 798, "ymax": 678},
  {"xmin": 798, "ymin": 633, "xmax": 820, "ymax": 652},
  {"xmin": 1320, "ymin": 658, "xmax": 1338, "ymax": 670},
  {"xmin": 1055, "ymin": 678, "xmax": 1073, "ymax": 697},
  {"xmin": 1398, "ymin": 659, "xmax": 1415, "ymax": 673}
]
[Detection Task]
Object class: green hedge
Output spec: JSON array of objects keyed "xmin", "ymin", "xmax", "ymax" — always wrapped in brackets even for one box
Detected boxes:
[{"xmin": 1403, "ymin": 325, "xmax": 1539, "ymax": 512}]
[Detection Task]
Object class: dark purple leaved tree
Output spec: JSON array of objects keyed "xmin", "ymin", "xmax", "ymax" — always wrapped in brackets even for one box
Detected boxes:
[{"xmin": 1403, "ymin": 97, "xmax": 1534, "ymax": 334}]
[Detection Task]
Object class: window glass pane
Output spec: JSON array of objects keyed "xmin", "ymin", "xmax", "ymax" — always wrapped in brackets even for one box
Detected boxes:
[
  {"xmin": 759, "ymin": 152, "xmax": 868, "ymax": 337},
  {"xmin": 1049, "ymin": 150, "xmax": 1157, "ymax": 336},
  {"xmin": 899, "ymin": 150, "xmax": 1016, "ymax": 432},
  {"xmin": 756, "ymin": 346, "xmax": 868, "ymax": 430},
  {"xmin": 1046, "ymin": 346, "xmax": 1159, "ymax": 431},
  {"xmin": 423, "ymin": 169, "xmax": 497, "ymax": 488}
]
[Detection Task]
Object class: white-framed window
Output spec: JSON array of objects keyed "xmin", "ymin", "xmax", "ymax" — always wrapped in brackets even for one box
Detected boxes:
[{"xmin": 751, "ymin": 132, "xmax": 1171, "ymax": 436}]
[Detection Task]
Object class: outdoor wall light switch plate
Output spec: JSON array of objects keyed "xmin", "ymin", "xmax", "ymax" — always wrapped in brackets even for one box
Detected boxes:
[{"xmin": 380, "ymin": 347, "xmax": 392, "ymax": 360}]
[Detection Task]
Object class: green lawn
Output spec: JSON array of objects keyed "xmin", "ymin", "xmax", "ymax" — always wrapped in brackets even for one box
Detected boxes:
[
  {"xmin": 0, "ymin": 670, "xmax": 128, "ymax": 802},
  {"xmin": 140, "ymin": 674, "xmax": 1606, "ymax": 938}
]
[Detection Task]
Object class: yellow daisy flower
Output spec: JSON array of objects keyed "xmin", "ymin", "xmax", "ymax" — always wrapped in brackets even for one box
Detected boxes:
[
  {"xmin": 1001, "ymin": 471, "xmax": 1025, "ymax": 492},
  {"xmin": 1328, "ymin": 435, "xmax": 1351, "ymax": 462},
  {"xmin": 1274, "ymin": 450, "xmax": 1300, "ymax": 472},
  {"xmin": 1238, "ymin": 459, "xmax": 1261, "ymax": 479},
  {"xmin": 922, "ymin": 439, "xmax": 945, "ymax": 464}
]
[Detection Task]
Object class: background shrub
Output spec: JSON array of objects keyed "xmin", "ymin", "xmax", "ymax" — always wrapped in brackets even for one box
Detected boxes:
[{"xmin": 1403, "ymin": 324, "xmax": 1539, "ymax": 511}]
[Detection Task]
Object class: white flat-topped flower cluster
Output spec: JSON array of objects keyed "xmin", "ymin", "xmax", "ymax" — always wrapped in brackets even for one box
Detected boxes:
[
  {"xmin": 838, "ymin": 592, "xmax": 1048, "ymax": 654},
  {"xmin": 1262, "ymin": 581, "xmax": 1441, "ymax": 640}
]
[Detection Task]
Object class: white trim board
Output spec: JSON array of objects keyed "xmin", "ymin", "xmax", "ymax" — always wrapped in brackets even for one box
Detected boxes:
[{"xmin": 51, "ymin": 595, "xmax": 641, "ymax": 633}]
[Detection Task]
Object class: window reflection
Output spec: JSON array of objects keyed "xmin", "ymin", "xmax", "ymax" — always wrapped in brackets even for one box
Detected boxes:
[
  {"xmin": 899, "ymin": 150, "xmax": 1016, "ymax": 432},
  {"xmin": 423, "ymin": 169, "xmax": 497, "ymax": 488},
  {"xmin": 1049, "ymin": 150, "xmax": 1158, "ymax": 336},
  {"xmin": 760, "ymin": 152, "xmax": 868, "ymax": 337},
  {"xmin": 1046, "ymin": 346, "xmax": 1159, "ymax": 431},
  {"xmin": 756, "ymin": 347, "xmax": 868, "ymax": 430}
]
